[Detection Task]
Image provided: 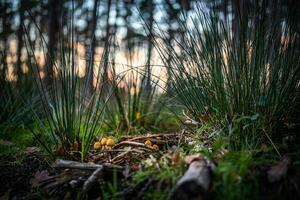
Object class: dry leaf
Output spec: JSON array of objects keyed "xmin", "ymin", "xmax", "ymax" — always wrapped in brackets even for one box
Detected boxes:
[{"xmin": 268, "ymin": 157, "xmax": 290, "ymax": 182}]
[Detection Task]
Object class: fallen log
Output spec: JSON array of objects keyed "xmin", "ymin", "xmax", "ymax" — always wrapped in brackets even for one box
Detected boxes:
[{"xmin": 169, "ymin": 157, "xmax": 214, "ymax": 200}]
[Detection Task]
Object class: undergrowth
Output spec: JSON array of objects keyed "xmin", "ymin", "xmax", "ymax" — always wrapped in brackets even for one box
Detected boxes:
[{"xmin": 155, "ymin": 3, "xmax": 300, "ymax": 148}]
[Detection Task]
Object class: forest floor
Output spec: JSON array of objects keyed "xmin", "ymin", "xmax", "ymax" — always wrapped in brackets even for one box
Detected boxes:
[{"xmin": 1, "ymin": 128, "xmax": 300, "ymax": 200}]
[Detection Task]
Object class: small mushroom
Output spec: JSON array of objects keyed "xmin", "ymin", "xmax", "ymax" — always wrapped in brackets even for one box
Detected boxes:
[
  {"xmin": 100, "ymin": 137, "xmax": 108, "ymax": 146},
  {"xmin": 144, "ymin": 140, "xmax": 152, "ymax": 146},
  {"xmin": 106, "ymin": 138, "xmax": 115, "ymax": 146},
  {"xmin": 93, "ymin": 142, "xmax": 101, "ymax": 150}
]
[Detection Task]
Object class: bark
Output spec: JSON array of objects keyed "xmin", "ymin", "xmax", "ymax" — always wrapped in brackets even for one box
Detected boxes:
[{"xmin": 169, "ymin": 158, "xmax": 214, "ymax": 200}]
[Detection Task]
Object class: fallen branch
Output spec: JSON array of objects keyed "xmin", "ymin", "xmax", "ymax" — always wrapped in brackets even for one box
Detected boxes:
[
  {"xmin": 113, "ymin": 141, "xmax": 158, "ymax": 152},
  {"xmin": 54, "ymin": 159, "xmax": 123, "ymax": 171},
  {"xmin": 110, "ymin": 148, "xmax": 133, "ymax": 163},
  {"xmin": 83, "ymin": 166, "xmax": 103, "ymax": 192},
  {"xmin": 169, "ymin": 157, "xmax": 214, "ymax": 200},
  {"xmin": 121, "ymin": 133, "xmax": 181, "ymax": 141}
]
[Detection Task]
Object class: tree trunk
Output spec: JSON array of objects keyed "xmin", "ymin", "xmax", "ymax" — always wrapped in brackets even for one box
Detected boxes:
[
  {"xmin": 145, "ymin": 0, "xmax": 154, "ymax": 91},
  {"xmin": 16, "ymin": 0, "xmax": 24, "ymax": 85},
  {"xmin": 223, "ymin": 0, "xmax": 228, "ymax": 22},
  {"xmin": 101, "ymin": 0, "xmax": 112, "ymax": 91},
  {"xmin": 165, "ymin": 0, "xmax": 175, "ymax": 94},
  {"xmin": 46, "ymin": 0, "xmax": 60, "ymax": 85},
  {"xmin": 86, "ymin": 0, "xmax": 99, "ymax": 96}
]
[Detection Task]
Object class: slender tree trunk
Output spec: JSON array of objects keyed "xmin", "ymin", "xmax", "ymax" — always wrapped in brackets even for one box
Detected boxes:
[
  {"xmin": 105, "ymin": 0, "xmax": 112, "ymax": 42},
  {"xmin": 0, "ymin": 2, "xmax": 11, "ymax": 97},
  {"xmin": 86, "ymin": 0, "xmax": 99, "ymax": 96},
  {"xmin": 102, "ymin": 0, "xmax": 112, "ymax": 89},
  {"xmin": 112, "ymin": 0, "xmax": 118, "ymax": 70},
  {"xmin": 145, "ymin": 0, "xmax": 154, "ymax": 91},
  {"xmin": 223, "ymin": 0, "xmax": 228, "ymax": 22},
  {"xmin": 165, "ymin": 0, "xmax": 175, "ymax": 94},
  {"xmin": 123, "ymin": 1, "xmax": 134, "ymax": 65},
  {"xmin": 0, "ymin": 2, "xmax": 9, "ymax": 83},
  {"xmin": 46, "ymin": 0, "xmax": 60, "ymax": 84},
  {"xmin": 16, "ymin": 0, "xmax": 24, "ymax": 85}
]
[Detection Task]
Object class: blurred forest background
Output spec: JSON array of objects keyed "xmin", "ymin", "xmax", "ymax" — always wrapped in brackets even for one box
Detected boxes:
[
  {"xmin": 1, "ymin": 0, "xmax": 300, "ymax": 141},
  {"xmin": 1, "ymin": 0, "xmax": 299, "ymax": 89}
]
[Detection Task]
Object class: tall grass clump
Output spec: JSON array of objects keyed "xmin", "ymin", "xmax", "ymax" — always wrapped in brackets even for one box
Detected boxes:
[
  {"xmin": 0, "ymin": 69, "xmax": 21, "ymax": 128},
  {"xmin": 0, "ymin": 52, "xmax": 36, "ymax": 131},
  {"xmin": 23, "ymin": 18, "xmax": 114, "ymax": 160},
  {"xmin": 105, "ymin": 64, "xmax": 167, "ymax": 134},
  {"xmin": 156, "ymin": 4, "xmax": 300, "ymax": 147}
]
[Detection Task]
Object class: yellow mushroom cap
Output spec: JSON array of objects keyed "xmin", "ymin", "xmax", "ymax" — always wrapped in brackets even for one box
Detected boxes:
[
  {"xmin": 100, "ymin": 137, "xmax": 108, "ymax": 146},
  {"xmin": 106, "ymin": 138, "xmax": 115, "ymax": 146},
  {"xmin": 152, "ymin": 144, "xmax": 159, "ymax": 150},
  {"xmin": 144, "ymin": 140, "xmax": 152, "ymax": 146},
  {"xmin": 93, "ymin": 141, "xmax": 102, "ymax": 149}
]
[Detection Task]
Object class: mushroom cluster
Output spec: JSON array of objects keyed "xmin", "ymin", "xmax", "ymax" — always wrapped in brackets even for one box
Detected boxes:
[
  {"xmin": 144, "ymin": 140, "xmax": 159, "ymax": 150},
  {"xmin": 94, "ymin": 137, "xmax": 115, "ymax": 150}
]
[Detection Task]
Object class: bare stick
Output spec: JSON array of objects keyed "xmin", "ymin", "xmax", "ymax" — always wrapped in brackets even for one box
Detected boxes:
[
  {"xmin": 113, "ymin": 141, "xmax": 157, "ymax": 151},
  {"xmin": 111, "ymin": 148, "xmax": 132, "ymax": 163},
  {"xmin": 54, "ymin": 159, "xmax": 123, "ymax": 171},
  {"xmin": 121, "ymin": 133, "xmax": 181, "ymax": 141},
  {"xmin": 83, "ymin": 166, "xmax": 103, "ymax": 192}
]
